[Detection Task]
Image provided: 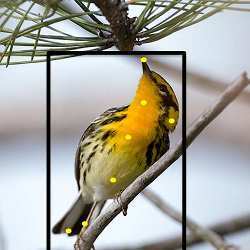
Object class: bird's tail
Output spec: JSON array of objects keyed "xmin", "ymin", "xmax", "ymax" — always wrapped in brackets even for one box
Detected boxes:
[{"xmin": 52, "ymin": 193, "xmax": 93, "ymax": 236}]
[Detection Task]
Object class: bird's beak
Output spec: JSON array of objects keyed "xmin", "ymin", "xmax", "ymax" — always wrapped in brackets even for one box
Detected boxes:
[{"xmin": 142, "ymin": 61, "xmax": 153, "ymax": 78}]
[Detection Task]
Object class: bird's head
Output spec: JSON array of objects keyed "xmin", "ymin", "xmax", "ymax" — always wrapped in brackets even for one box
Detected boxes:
[{"xmin": 138, "ymin": 57, "xmax": 179, "ymax": 132}]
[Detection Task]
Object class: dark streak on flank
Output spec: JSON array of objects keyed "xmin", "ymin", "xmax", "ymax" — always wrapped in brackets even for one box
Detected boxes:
[
  {"xmin": 158, "ymin": 116, "xmax": 170, "ymax": 154},
  {"xmin": 144, "ymin": 116, "xmax": 171, "ymax": 170},
  {"xmin": 102, "ymin": 130, "xmax": 117, "ymax": 141},
  {"xmin": 108, "ymin": 143, "xmax": 116, "ymax": 154},
  {"xmin": 87, "ymin": 164, "xmax": 91, "ymax": 173},
  {"xmin": 146, "ymin": 140, "xmax": 155, "ymax": 167},
  {"xmin": 103, "ymin": 105, "xmax": 129, "ymax": 115},
  {"xmin": 80, "ymin": 123, "xmax": 96, "ymax": 140},
  {"xmin": 81, "ymin": 141, "xmax": 91, "ymax": 149},
  {"xmin": 81, "ymin": 161, "xmax": 84, "ymax": 167},
  {"xmin": 80, "ymin": 153, "xmax": 84, "ymax": 160},
  {"xmin": 83, "ymin": 170, "xmax": 87, "ymax": 183},
  {"xmin": 87, "ymin": 151, "xmax": 96, "ymax": 163},
  {"xmin": 100, "ymin": 114, "xmax": 127, "ymax": 126},
  {"xmin": 100, "ymin": 141, "xmax": 107, "ymax": 153},
  {"xmin": 155, "ymin": 141, "xmax": 161, "ymax": 161},
  {"xmin": 75, "ymin": 105, "xmax": 129, "ymax": 189},
  {"xmin": 90, "ymin": 133, "xmax": 97, "ymax": 139}
]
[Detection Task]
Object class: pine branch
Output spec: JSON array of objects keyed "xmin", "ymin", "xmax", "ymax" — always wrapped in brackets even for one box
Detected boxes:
[
  {"xmin": 93, "ymin": 0, "xmax": 135, "ymax": 50},
  {"xmin": 1, "ymin": 1, "xmax": 250, "ymax": 64},
  {"xmin": 74, "ymin": 72, "xmax": 250, "ymax": 250}
]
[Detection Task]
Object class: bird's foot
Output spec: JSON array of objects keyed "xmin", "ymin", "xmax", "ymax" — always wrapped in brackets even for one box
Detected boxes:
[{"xmin": 115, "ymin": 191, "xmax": 128, "ymax": 216}]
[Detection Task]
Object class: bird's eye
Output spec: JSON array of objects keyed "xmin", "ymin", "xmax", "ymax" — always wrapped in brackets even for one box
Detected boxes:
[
  {"xmin": 158, "ymin": 84, "xmax": 168, "ymax": 97},
  {"xmin": 159, "ymin": 84, "xmax": 167, "ymax": 92}
]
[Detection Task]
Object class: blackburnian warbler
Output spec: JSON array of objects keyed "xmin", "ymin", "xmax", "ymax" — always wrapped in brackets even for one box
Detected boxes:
[{"xmin": 52, "ymin": 57, "xmax": 179, "ymax": 236}]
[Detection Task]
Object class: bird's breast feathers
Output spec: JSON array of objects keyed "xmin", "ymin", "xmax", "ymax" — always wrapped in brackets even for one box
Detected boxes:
[{"xmin": 79, "ymin": 118, "xmax": 158, "ymax": 202}]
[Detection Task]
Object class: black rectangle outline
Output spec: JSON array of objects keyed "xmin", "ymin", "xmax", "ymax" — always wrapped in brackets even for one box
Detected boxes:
[{"xmin": 46, "ymin": 51, "xmax": 186, "ymax": 250}]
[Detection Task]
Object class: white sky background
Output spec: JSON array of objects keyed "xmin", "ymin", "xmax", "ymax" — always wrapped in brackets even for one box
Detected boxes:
[{"xmin": 0, "ymin": 5, "xmax": 250, "ymax": 250}]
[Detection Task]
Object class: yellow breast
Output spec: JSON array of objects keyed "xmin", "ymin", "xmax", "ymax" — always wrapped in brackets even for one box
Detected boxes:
[
  {"xmin": 107, "ymin": 73, "xmax": 160, "ymax": 147},
  {"xmin": 82, "ymin": 74, "xmax": 163, "ymax": 201}
]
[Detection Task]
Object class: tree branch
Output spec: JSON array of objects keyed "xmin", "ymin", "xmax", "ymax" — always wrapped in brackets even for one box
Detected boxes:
[
  {"xmin": 93, "ymin": 0, "xmax": 135, "ymax": 50},
  {"xmin": 186, "ymin": 72, "xmax": 250, "ymax": 147},
  {"xmin": 100, "ymin": 213, "xmax": 250, "ymax": 250},
  {"xmin": 75, "ymin": 72, "xmax": 250, "ymax": 250},
  {"xmin": 142, "ymin": 189, "xmax": 236, "ymax": 249}
]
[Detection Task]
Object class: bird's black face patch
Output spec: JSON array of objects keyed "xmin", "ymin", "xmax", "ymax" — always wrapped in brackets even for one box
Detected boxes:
[
  {"xmin": 157, "ymin": 85, "xmax": 179, "ymax": 112},
  {"xmin": 150, "ymin": 72, "xmax": 179, "ymax": 113}
]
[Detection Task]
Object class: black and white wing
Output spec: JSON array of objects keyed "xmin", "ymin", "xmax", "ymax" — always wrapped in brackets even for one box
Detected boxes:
[{"xmin": 74, "ymin": 105, "xmax": 129, "ymax": 190}]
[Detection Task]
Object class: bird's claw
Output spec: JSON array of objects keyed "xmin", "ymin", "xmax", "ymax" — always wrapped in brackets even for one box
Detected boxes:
[{"xmin": 115, "ymin": 191, "xmax": 128, "ymax": 216}]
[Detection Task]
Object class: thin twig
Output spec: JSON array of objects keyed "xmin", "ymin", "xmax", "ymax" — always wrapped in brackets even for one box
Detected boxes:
[
  {"xmin": 142, "ymin": 189, "xmax": 236, "ymax": 249},
  {"xmin": 100, "ymin": 213, "xmax": 250, "ymax": 250},
  {"xmin": 186, "ymin": 72, "xmax": 250, "ymax": 147},
  {"xmin": 75, "ymin": 72, "xmax": 250, "ymax": 250}
]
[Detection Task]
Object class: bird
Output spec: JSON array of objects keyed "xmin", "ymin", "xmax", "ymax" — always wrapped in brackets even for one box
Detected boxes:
[{"xmin": 52, "ymin": 56, "xmax": 179, "ymax": 236}]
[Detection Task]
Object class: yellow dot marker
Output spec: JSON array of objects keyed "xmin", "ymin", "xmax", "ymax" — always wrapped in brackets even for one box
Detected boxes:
[
  {"xmin": 125, "ymin": 134, "xmax": 132, "ymax": 140},
  {"xmin": 168, "ymin": 118, "xmax": 175, "ymax": 124},
  {"xmin": 140, "ymin": 56, "xmax": 148, "ymax": 63},
  {"xmin": 82, "ymin": 220, "xmax": 89, "ymax": 228},
  {"xmin": 110, "ymin": 177, "xmax": 117, "ymax": 183},
  {"xmin": 140, "ymin": 99, "xmax": 148, "ymax": 106},
  {"xmin": 65, "ymin": 227, "xmax": 72, "ymax": 235}
]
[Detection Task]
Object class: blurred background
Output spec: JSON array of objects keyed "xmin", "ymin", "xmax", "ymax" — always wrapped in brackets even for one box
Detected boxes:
[{"xmin": 1, "ymin": 7, "xmax": 250, "ymax": 250}]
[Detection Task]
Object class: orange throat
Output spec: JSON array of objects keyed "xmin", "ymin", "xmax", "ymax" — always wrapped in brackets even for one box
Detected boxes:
[
  {"xmin": 124, "ymin": 74, "xmax": 161, "ymax": 137},
  {"xmin": 102, "ymin": 74, "xmax": 162, "ymax": 149}
]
